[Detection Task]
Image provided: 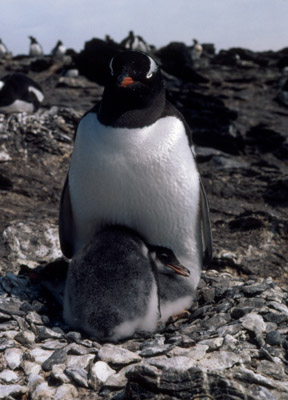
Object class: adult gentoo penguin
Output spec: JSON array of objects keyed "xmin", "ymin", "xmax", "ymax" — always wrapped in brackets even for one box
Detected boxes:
[
  {"xmin": 0, "ymin": 73, "xmax": 44, "ymax": 114},
  {"xmin": 0, "ymin": 39, "xmax": 8, "ymax": 58},
  {"xmin": 29, "ymin": 36, "xmax": 43, "ymax": 57},
  {"xmin": 63, "ymin": 226, "xmax": 190, "ymax": 341},
  {"xmin": 59, "ymin": 50, "xmax": 212, "ymax": 309},
  {"xmin": 51, "ymin": 40, "xmax": 66, "ymax": 57}
]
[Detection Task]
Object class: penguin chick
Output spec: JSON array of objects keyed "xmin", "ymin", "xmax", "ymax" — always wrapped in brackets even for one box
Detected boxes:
[
  {"xmin": 63, "ymin": 226, "xmax": 161, "ymax": 342},
  {"xmin": 0, "ymin": 73, "xmax": 44, "ymax": 114}
]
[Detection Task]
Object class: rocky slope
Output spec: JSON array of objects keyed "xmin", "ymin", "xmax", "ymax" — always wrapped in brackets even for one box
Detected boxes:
[{"xmin": 0, "ymin": 40, "xmax": 287, "ymax": 398}]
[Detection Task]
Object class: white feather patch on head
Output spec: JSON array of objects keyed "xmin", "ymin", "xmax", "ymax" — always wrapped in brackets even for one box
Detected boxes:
[
  {"xmin": 28, "ymin": 86, "xmax": 44, "ymax": 102},
  {"xmin": 109, "ymin": 58, "xmax": 114, "ymax": 76},
  {"xmin": 0, "ymin": 81, "xmax": 4, "ymax": 91},
  {"xmin": 146, "ymin": 56, "xmax": 158, "ymax": 78}
]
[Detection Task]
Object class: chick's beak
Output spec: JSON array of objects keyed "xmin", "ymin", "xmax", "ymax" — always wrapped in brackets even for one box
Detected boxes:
[{"xmin": 166, "ymin": 264, "xmax": 191, "ymax": 277}]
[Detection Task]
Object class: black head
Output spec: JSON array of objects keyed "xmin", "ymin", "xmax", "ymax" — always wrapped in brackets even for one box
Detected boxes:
[
  {"xmin": 29, "ymin": 36, "xmax": 37, "ymax": 44},
  {"xmin": 150, "ymin": 246, "xmax": 191, "ymax": 277},
  {"xmin": 98, "ymin": 50, "xmax": 165, "ymax": 128}
]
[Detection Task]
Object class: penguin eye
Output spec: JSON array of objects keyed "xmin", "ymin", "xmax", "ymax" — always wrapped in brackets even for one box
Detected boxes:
[
  {"xmin": 146, "ymin": 56, "xmax": 157, "ymax": 79},
  {"xmin": 158, "ymin": 253, "xmax": 169, "ymax": 263},
  {"xmin": 109, "ymin": 58, "xmax": 114, "ymax": 76}
]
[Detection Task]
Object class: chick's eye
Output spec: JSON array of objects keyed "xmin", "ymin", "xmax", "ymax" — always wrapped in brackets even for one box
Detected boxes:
[{"xmin": 158, "ymin": 253, "xmax": 169, "ymax": 263}]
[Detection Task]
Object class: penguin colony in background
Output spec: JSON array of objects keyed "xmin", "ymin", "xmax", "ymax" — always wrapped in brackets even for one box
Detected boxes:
[{"xmin": 60, "ymin": 50, "xmax": 212, "ymax": 341}]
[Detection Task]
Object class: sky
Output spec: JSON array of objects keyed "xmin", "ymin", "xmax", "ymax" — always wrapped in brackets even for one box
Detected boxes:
[{"xmin": 1, "ymin": 0, "xmax": 288, "ymax": 56}]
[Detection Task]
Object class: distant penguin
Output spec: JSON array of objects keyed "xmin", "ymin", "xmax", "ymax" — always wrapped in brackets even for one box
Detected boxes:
[
  {"xmin": 0, "ymin": 73, "xmax": 44, "ymax": 114},
  {"xmin": 0, "ymin": 39, "xmax": 8, "ymax": 58},
  {"xmin": 51, "ymin": 40, "xmax": 66, "ymax": 57},
  {"xmin": 121, "ymin": 31, "xmax": 150, "ymax": 53},
  {"xmin": 59, "ymin": 50, "xmax": 212, "ymax": 309},
  {"xmin": 29, "ymin": 36, "xmax": 43, "ymax": 57},
  {"xmin": 191, "ymin": 39, "xmax": 203, "ymax": 61}
]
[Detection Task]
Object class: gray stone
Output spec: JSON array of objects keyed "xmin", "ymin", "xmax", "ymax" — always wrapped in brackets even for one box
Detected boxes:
[
  {"xmin": 26, "ymin": 311, "xmax": 43, "ymax": 325},
  {"xmin": 198, "ymin": 337, "xmax": 224, "ymax": 350},
  {"xmin": 31, "ymin": 381, "xmax": 56, "ymax": 400},
  {"xmin": 0, "ymin": 369, "xmax": 20, "ymax": 383},
  {"xmin": 66, "ymin": 354, "xmax": 95, "ymax": 369},
  {"xmin": 54, "ymin": 384, "xmax": 78, "ymax": 400},
  {"xmin": 4, "ymin": 347, "xmax": 23, "ymax": 369},
  {"xmin": 103, "ymin": 364, "xmax": 136, "ymax": 389},
  {"xmin": 65, "ymin": 367, "xmax": 89, "ymax": 388},
  {"xmin": 42, "ymin": 347, "xmax": 68, "ymax": 371},
  {"xmin": 51, "ymin": 364, "xmax": 70, "ymax": 384},
  {"xmin": 241, "ymin": 312, "xmax": 267, "ymax": 334},
  {"xmin": 14, "ymin": 330, "xmax": 36, "ymax": 346},
  {"xmin": 0, "ymin": 384, "xmax": 27, "ymax": 399},
  {"xmin": 37, "ymin": 326, "xmax": 63, "ymax": 340},
  {"xmin": 22, "ymin": 361, "xmax": 42, "ymax": 376},
  {"xmin": 148, "ymin": 356, "xmax": 197, "ymax": 371},
  {"xmin": 41, "ymin": 339, "xmax": 67, "ymax": 350},
  {"xmin": 0, "ymin": 337, "xmax": 16, "ymax": 350},
  {"xmin": 3, "ymin": 221, "xmax": 62, "ymax": 269},
  {"xmin": 98, "ymin": 344, "xmax": 141, "ymax": 366},
  {"xmin": 0, "ymin": 320, "xmax": 18, "ymax": 331},
  {"xmin": 29, "ymin": 347, "xmax": 53, "ymax": 364},
  {"xmin": 90, "ymin": 361, "xmax": 116, "ymax": 383},
  {"xmin": 66, "ymin": 342, "xmax": 97, "ymax": 355},
  {"xmin": 0, "ymin": 297, "xmax": 25, "ymax": 316},
  {"xmin": 266, "ymin": 330, "xmax": 282, "ymax": 346}
]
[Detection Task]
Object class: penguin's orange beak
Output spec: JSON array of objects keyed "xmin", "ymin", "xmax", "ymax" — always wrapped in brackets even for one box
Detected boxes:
[{"xmin": 120, "ymin": 76, "xmax": 134, "ymax": 87}]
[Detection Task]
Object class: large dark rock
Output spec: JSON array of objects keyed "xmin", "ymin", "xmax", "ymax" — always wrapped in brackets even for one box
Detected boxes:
[
  {"xmin": 73, "ymin": 38, "xmax": 124, "ymax": 85},
  {"xmin": 156, "ymin": 42, "xmax": 209, "ymax": 83}
]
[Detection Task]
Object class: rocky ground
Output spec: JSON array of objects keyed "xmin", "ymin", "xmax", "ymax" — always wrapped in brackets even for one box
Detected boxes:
[{"xmin": 0, "ymin": 40, "xmax": 287, "ymax": 398}]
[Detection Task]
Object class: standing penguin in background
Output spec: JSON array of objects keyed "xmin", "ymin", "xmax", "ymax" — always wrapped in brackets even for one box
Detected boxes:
[
  {"xmin": 59, "ymin": 50, "xmax": 212, "ymax": 313},
  {"xmin": 0, "ymin": 39, "xmax": 8, "ymax": 58},
  {"xmin": 29, "ymin": 36, "xmax": 43, "ymax": 57},
  {"xmin": 51, "ymin": 40, "xmax": 66, "ymax": 58}
]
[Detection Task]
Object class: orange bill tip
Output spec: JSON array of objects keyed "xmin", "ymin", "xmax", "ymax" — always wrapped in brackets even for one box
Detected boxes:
[{"xmin": 120, "ymin": 76, "xmax": 134, "ymax": 87}]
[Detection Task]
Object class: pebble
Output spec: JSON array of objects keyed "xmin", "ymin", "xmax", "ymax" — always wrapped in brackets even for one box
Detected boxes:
[
  {"xmin": 4, "ymin": 347, "xmax": 23, "ymax": 369},
  {"xmin": 0, "ymin": 384, "xmax": 27, "ymax": 399},
  {"xmin": 54, "ymin": 384, "xmax": 78, "ymax": 400},
  {"xmin": 0, "ymin": 269, "xmax": 287, "ymax": 399},
  {"xmin": 98, "ymin": 344, "xmax": 141, "ymax": 366},
  {"xmin": 0, "ymin": 369, "xmax": 19, "ymax": 383},
  {"xmin": 14, "ymin": 329, "xmax": 36, "ymax": 346},
  {"xmin": 90, "ymin": 361, "xmax": 116, "ymax": 384},
  {"xmin": 51, "ymin": 364, "xmax": 70, "ymax": 384},
  {"xmin": 65, "ymin": 367, "xmax": 89, "ymax": 387}
]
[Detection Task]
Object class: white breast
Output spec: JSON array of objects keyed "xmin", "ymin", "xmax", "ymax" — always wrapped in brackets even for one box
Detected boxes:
[{"xmin": 69, "ymin": 113, "xmax": 202, "ymax": 288}]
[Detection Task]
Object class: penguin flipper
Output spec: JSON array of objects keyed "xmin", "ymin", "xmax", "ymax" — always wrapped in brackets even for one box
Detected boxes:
[
  {"xmin": 200, "ymin": 178, "xmax": 212, "ymax": 267},
  {"xmin": 59, "ymin": 175, "xmax": 74, "ymax": 259}
]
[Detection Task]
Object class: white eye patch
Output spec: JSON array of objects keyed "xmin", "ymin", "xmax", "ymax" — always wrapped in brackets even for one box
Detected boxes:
[
  {"xmin": 146, "ymin": 56, "xmax": 158, "ymax": 78},
  {"xmin": 109, "ymin": 58, "xmax": 115, "ymax": 76}
]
